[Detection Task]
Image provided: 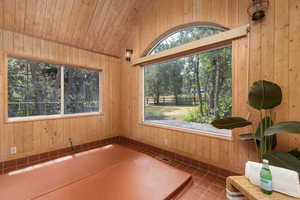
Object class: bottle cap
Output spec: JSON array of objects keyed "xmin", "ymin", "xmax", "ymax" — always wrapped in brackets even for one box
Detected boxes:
[{"xmin": 262, "ymin": 159, "xmax": 269, "ymax": 164}]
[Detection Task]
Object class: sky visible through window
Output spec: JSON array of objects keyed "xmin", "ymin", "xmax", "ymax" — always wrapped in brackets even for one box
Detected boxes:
[{"xmin": 148, "ymin": 26, "xmax": 224, "ymax": 55}]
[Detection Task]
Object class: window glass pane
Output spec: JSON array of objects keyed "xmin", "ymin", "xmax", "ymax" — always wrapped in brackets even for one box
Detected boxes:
[
  {"xmin": 144, "ymin": 46, "xmax": 232, "ymax": 136},
  {"xmin": 8, "ymin": 57, "xmax": 61, "ymax": 117},
  {"xmin": 148, "ymin": 26, "xmax": 225, "ymax": 55},
  {"xmin": 64, "ymin": 67, "xmax": 100, "ymax": 114}
]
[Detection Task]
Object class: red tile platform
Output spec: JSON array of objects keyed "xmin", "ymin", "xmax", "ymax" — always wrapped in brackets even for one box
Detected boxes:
[{"xmin": 0, "ymin": 144, "xmax": 191, "ymax": 200}]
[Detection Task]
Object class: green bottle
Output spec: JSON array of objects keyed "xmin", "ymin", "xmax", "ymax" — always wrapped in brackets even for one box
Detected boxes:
[{"xmin": 260, "ymin": 159, "xmax": 273, "ymax": 195}]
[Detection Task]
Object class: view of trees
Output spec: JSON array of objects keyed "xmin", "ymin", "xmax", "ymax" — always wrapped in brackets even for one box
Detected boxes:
[
  {"xmin": 144, "ymin": 26, "xmax": 232, "ymax": 126},
  {"xmin": 64, "ymin": 66, "xmax": 100, "ymax": 114},
  {"xmin": 8, "ymin": 57, "xmax": 100, "ymax": 118},
  {"xmin": 8, "ymin": 57, "xmax": 61, "ymax": 117}
]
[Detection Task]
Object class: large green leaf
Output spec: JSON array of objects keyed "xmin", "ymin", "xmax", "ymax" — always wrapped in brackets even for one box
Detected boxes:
[
  {"xmin": 248, "ymin": 80, "xmax": 282, "ymax": 110},
  {"xmin": 265, "ymin": 121, "xmax": 300, "ymax": 136},
  {"xmin": 289, "ymin": 149, "xmax": 300, "ymax": 160},
  {"xmin": 211, "ymin": 117, "xmax": 252, "ymax": 130},
  {"xmin": 263, "ymin": 152, "xmax": 300, "ymax": 177}
]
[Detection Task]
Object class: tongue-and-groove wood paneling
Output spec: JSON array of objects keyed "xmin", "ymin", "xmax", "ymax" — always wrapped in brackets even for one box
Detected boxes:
[
  {"xmin": 0, "ymin": 28, "xmax": 121, "ymax": 162},
  {"xmin": 120, "ymin": 0, "xmax": 300, "ymax": 173},
  {"xmin": 0, "ymin": 0, "xmax": 151, "ymax": 57}
]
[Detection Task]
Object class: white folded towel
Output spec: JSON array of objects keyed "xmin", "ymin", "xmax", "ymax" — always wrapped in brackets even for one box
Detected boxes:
[
  {"xmin": 245, "ymin": 161, "xmax": 300, "ymax": 198},
  {"xmin": 226, "ymin": 189, "xmax": 246, "ymax": 200}
]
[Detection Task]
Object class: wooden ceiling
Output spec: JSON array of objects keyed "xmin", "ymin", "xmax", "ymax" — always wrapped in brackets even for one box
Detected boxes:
[{"xmin": 0, "ymin": 0, "xmax": 149, "ymax": 57}]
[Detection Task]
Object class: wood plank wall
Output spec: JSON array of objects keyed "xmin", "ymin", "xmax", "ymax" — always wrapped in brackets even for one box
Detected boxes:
[
  {"xmin": 120, "ymin": 0, "xmax": 300, "ymax": 174},
  {"xmin": 0, "ymin": 29, "xmax": 121, "ymax": 162}
]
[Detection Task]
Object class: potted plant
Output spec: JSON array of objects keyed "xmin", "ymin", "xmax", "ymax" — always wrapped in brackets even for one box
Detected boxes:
[{"xmin": 211, "ymin": 80, "xmax": 300, "ymax": 174}]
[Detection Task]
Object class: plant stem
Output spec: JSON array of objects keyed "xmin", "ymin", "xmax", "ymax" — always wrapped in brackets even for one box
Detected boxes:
[
  {"xmin": 259, "ymin": 110, "xmax": 263, "ymax": 161},
  {"xmin": 264, "ymin": 112, "xmax": 267, "ymax": 156},
  {"xmin": 252, "ymin": 124, "xmax": 259, "ymax": 160}
]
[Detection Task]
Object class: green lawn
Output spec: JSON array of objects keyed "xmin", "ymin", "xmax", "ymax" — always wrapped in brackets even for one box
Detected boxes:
[{"xmin": 144, "ymin": 105, "xmax": 196, "ymax": 120}]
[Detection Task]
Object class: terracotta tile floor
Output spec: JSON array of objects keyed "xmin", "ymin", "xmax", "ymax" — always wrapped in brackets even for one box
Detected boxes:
[
  {"xmin": 169, "ymin": 162, "xmax": 227, "ymax": 200},
  {"xmin": 120, "ymin": 143, "xmax": 227, "ymax": 200}
]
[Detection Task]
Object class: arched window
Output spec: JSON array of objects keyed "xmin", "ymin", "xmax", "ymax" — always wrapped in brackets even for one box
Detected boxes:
[
  {"xmin": 143, "ymin": 24, "xmax": 232, "ymax": 137},
  {"xmin": 146, "ymin": 25, "xmax": 225, "ymax": 55}
]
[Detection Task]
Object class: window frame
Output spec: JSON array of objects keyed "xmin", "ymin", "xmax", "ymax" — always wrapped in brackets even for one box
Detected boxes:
[
  {"xmin": 141, "ymin": 45, "xmax": 233, "ymax": 139},
  {"xmin": 136, "ymin": 24, "xmax": 250, "ymax": 140},
  {"xmin": 5, "ymin": 54, "xmax": 103, "ymax": 123}
]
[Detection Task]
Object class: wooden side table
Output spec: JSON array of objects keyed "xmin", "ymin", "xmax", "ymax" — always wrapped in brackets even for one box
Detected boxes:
[{"xmin": 226, "ymin": 176, "xmax": 299, "ymax": 200}]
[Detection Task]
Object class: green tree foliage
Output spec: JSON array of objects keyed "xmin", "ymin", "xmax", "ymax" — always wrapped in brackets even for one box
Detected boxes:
[
  {"xmin": 144, "ymin": 26, "xmax": 232, "ymax": 124},
  {"xmin": 144, "ymin": 64, "xmax": 169, "ymax": 104},
  {"xmin": 8, "ymin": 57, "xmax": 61, "ymax": 117},
  {"xmin": 8, "ymin": 57, "xmax": 100, "ymax": 118},
  {"xmin": 64, "ymin": 66, "xmax": 99, "ymax": 114}
]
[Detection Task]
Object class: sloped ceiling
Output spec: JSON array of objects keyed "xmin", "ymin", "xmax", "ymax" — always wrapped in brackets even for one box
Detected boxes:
[{"xmin": 0, "ymin": 0, "xmax": 149, "ymax": 57}]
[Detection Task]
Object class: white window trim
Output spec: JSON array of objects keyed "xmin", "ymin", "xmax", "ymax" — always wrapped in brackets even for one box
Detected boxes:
[
  {"xmin": 99, "ymin": 71, "xmax": 103, "ymax": 113},
  {"xmin": 7, "ymin": 58, "xmax": 103, "ymax": 122},
  {"xmin": 7, "ymin": 112, "xmax": 103, "ymax": 122},
  {"xmin": 141, "ymin": 121, "xmax": 233, "ymax": 141},
  {"xmin": 61, "ymin": 66, "xmax": 65, "ymax": 115}
]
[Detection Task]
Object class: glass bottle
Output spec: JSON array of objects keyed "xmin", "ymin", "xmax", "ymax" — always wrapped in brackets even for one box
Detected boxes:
[{"xmin": 260, "ymin": 159, "xmax": 273, "ymax": 195}]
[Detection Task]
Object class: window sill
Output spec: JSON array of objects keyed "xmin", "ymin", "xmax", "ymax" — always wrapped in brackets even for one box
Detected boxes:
[
  {"xmin": 140, "ymin": 121, "xmax": 233, "ymax": 141},
  {"xmin": 6, "ymin": 112, "xmax": 104, "ymax": 123}
]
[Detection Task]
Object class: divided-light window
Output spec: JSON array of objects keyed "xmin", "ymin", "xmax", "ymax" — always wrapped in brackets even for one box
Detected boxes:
[
  {"xmin": 8, "ymin": 57, "xmax": 101, "ymax": 120},
  {"xmin": 143, "ymin": 26, "xmax": 232, "ymax": 137}
]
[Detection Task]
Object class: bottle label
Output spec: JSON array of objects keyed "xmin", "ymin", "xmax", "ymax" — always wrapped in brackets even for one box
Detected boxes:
[{"xmin": 260, "ymin": 179, "xmax": 272, "ymax": 191}]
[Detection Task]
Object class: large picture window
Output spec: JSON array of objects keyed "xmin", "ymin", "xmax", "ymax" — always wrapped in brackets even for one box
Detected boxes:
[
  {"xmin": 8, "ymin": 57, "xmax": 101, "ymax": 120},
  {"xmin": 143, "ymin": 26, "xmax": 232, "ymax": 136}
]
